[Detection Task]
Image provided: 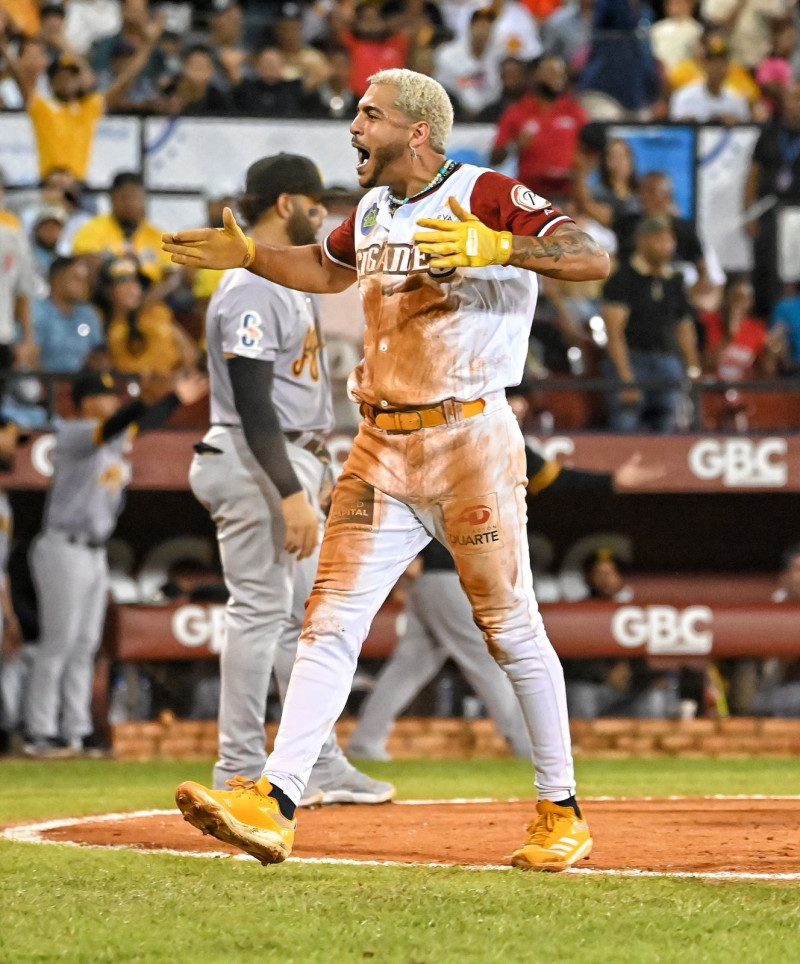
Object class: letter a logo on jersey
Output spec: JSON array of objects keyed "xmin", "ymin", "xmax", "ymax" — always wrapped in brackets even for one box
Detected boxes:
[{"xmin": 510, "ymin": 184, "xmax": 550, "ymax": 212}]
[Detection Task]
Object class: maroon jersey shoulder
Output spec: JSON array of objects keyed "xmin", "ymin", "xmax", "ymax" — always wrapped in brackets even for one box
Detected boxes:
[
  {"xmin": 469, "ymin": 171, "xmax": 573, "ymax": 238},
  {"xmin": 323, "ymin": 209, "xmax": 358, "ymax": 268}
]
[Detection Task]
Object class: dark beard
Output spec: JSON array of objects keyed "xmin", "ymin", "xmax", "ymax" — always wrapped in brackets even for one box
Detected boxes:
[
  {"xmin": 362, "ymin": 142, "xmax": 406, "ymax": 189},
  {"xmin": 286, "ymin": 206, "xmax": 318, "ymax": 246},
  {"xmin": 534, "ymin": 82, "xmax": 561, "ymax": 102},
  {"xmin": 116, "ymin": 218, "xmax": 140, "ymax": 237}
]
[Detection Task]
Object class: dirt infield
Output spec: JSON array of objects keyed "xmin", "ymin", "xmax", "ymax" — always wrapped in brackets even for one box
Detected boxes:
[{"xmin": 13, "ymin": 797, "xmax": 800, "ymax": 876}]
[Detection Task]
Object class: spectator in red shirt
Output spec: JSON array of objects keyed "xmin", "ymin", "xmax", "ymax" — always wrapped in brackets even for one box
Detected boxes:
[
  {"xmin": 333, "ymin": 1, "xmax": 410, "ymax": 97},
  {"xmin": 489, "ymin": 55, "xmax": 587, "ymax": 202},
  {"xmin": 700, "ymin": 278, "xmax": 769, "ymax": 381}
]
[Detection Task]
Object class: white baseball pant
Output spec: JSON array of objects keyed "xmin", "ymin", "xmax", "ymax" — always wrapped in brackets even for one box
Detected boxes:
[
  {"xmin": 350, "ymin": 569, "xmax": 532, "ymax": 758},
  {"xmin": 265, "ymin": 394, "xmax": 576, "ymax": 803}
]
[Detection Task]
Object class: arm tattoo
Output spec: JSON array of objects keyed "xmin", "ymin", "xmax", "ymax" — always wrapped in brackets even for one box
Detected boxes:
[{"xmin": 510, "ymin": 224, "xmax": 605, "ymax": 276}]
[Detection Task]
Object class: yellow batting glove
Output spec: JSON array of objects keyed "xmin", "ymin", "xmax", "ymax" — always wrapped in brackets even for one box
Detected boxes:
[
  {"xmin": 161, "ymin": 206, "xmax": 256, "ymax": 270},
  {"xmin": 415, "ymin": 197, "xmax": 513, "ymax": 269}
]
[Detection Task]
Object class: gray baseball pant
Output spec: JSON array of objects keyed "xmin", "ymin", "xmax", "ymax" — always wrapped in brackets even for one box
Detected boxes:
[
  {"xmin": 350, "ymin": 570, "xmax": 532, "ymax": 758},
  {"xmin": 25, "ymin": 532, "xmax": 109, "ymax": 741},
  {"xmin": 190, "ymin": 425, "xmax": 351, "ymax": 790}
]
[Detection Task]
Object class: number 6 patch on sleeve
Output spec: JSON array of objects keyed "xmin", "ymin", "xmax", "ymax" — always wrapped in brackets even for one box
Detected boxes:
[{"xmin": 235, "ymin": 311, "xmax": 264, "ymax": 354}]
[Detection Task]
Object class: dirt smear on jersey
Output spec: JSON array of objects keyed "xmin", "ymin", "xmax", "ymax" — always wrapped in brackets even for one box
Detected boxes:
[{"xmin": 23, "ymin": 798, "xmax": 800, "ymax": 875}]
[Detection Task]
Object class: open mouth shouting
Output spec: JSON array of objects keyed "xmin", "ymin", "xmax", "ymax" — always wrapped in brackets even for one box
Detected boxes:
[{"xmin": 353, "ymin": 141, "xmax": 371, "ymax": 175}]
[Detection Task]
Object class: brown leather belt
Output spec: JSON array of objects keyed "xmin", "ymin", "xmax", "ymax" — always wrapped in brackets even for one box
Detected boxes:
[
  {"xmin": 284, "ymin": 432, "xmax": 331, "ymax": 464},
  {"xmin": 360, "ymin": 398, "xmax": 486, "ymax": 432}
]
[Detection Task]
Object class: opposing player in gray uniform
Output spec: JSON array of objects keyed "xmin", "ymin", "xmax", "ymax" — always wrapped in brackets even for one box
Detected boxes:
[
  {"xmin": 0, "ymin": 418, "xmax": 27, "ymax": 754},
  {"xmin": 23, "ymin": 369, "xmax": 208, "ymax": 757},
  {"xmin": 191, "ymin": 154, "xmax": 394, "ymax": 804}
]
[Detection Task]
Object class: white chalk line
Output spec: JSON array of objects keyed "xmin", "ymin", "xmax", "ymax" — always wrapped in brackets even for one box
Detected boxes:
[
  {"xmin": 396, "ymin": 795, "xmax": 800, "ymax": 805},
  {"xmin": 2, "ymin": 797, "xmax": 800, "ymax": 881}
]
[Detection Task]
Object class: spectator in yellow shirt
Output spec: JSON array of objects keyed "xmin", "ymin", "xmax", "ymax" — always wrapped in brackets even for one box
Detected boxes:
[
  {"xmin": 669, "ymin": 32, "xmax": 762, "ymax": 107},
  {"xmin": 71, "ymin": 171, "xmax": 172, "ymax": 282},
  {"xmin": 0, "ymin": 170, "xmax": 22, "ymax": 234},
  {"xmin": 0, "ymin": 0, "xmax": 40, "ymax": 38},
  {"xmin": 99, "ymin": 258, "xmax": 199, "ymax": 376},
  {"xmin": 0, "ymin": 14, "xmax": 165, "ymax": 180}
]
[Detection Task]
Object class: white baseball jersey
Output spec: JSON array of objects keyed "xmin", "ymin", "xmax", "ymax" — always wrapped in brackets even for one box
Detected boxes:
[
  {"xmin": 206, "ymin": 269, "xmax": 334, "ymax": 434},
  {"xmin": 323, "ymin": 164, "xmax": 571, "ymax": 408}
]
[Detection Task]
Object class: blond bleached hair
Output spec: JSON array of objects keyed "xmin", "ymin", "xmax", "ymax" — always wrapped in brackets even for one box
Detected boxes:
[{"xmin": 368, "ymin": 69, "xmax": 454, "ymax": 154}]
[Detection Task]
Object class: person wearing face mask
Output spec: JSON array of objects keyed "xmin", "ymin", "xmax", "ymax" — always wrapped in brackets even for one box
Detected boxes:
[{"xmin": 489, "ymin": 55, "xmax": 588, "ymax": 204}]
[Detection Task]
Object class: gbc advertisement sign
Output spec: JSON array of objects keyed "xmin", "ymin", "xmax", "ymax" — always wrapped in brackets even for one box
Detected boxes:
[
  {"xmin": 171, "ymin": 605, "xmax": 227, "ymax": 654},
  {"xmin": 611, "ymin": 606, "xmax": 714, "ymax": 655},
  {"xmin": 688, "ymin": 438, "xmax": 788, "ymax": 488}
]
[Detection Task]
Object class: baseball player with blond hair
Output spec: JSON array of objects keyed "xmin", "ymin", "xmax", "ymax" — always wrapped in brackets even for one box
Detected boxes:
[{"xmin": 164, "ymin": 67, "xmax": 610, "ymax": 872}]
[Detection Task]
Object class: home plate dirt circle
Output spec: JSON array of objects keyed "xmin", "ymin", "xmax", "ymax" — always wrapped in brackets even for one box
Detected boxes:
[{"xmin": 4, "ymin": 797, "xmax": 800, "ymax": 879}]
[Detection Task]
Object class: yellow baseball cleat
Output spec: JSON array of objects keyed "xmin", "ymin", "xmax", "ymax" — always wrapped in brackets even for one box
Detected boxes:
[
  {"xmin": 175, "ymin": 776, "xmax": 295, "ymax": 865},
  {"xmin": 511, "ymin": 800, "xmax": 593, "ymax": 872}
]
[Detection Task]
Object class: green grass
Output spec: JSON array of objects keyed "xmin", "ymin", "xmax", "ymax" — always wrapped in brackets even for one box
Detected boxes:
[
  {"xmin": 3, "ymin": 756, "xmax": 800, "ymax": 824},
  {"xmin": 2, "ymin": 757, "xmax": 800, "ymax": 963}
]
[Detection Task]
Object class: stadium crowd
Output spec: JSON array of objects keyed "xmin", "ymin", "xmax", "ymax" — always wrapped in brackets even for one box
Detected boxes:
[
  {"xmin": 0, "ymin": 0, "xmax": 797, "ymax": 431},
  {"xmin": 0, "ymin": 0, "xmax": 798, "ymax": 754}
]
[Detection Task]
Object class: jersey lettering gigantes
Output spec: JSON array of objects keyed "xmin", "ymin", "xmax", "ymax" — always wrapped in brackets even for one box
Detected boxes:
[{"xmin": 323, "ymin": 163, "xmax": 571, "ymax": 408}]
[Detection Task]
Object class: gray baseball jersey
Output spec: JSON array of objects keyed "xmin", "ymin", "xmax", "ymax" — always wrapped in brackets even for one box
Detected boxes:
[
  {"xmin": 0, "ymin": 226, "xmax": 36, "ymax": 345},
  {"xmin": 192, "ymin": 266, "xmax": 383, "ymax": 798},
  {"xmin": 42, "ymin": 420, "xmax": 132, "ymax": 544},
  {"xmin": 206, "ymin": 269, "xmax": 334, "ymax": 434}
]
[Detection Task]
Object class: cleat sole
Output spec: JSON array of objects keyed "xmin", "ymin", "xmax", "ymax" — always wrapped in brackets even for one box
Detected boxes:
[
  {"xmin": 175, "ymin": 783, "xmax": 290, "ymax": 865},
  {"xmin": 511, "ymin": 838, "xmax": 593, "ymax": 873}
]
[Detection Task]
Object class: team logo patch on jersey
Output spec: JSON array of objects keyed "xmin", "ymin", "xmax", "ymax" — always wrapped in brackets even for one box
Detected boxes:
[
  {"xmin": 361, "ymin": 204, "xmax": 379, "ymax": 234},
  {"xmin": 291, "ymin": 326, "xmax": 321, "ymax": 382},
  {"xmin": 510, "ymin": 184, "xmax": 550, "ymax": 213},
  {"xmin": 443, "ymin": 493, "xmax": 504, "ymax": 554},
  {"xmin": 327, "ymin": 478, "xmax": 380, "ymax": 531},
  {"xmin": 235, "ymin": 311, "xmax": 264, "ymax": 353}
]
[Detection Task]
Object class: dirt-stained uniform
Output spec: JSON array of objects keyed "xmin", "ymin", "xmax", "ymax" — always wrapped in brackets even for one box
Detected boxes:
[{"xmin": 263, "ymin": 163, "xmax": 577, "ymax": 805}]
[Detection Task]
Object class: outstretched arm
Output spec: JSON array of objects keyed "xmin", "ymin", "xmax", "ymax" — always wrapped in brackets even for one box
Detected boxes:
[
  {"xmin": 415, "ymin": 198, "xmax": 610, "ymax": 282},
  {"xmin": 161, "ymin": 207, "xmax": 355, "ymax": 294},
  {"xmin": 508, "ymin": 222, "xmax": 610, "ymax": 281}
]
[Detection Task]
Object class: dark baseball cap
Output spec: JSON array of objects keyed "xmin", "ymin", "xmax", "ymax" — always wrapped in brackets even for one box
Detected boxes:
[
  {"xmin": 47, "ymin": 53, "xmax": 81, "ymax": 78},
  {"xmin": 244, "ymin": 154, "xmax": 325, "ymax": 207},
  {"xmin": 71, "ymin": 371, "xmax": 117, "ymax": 409}
]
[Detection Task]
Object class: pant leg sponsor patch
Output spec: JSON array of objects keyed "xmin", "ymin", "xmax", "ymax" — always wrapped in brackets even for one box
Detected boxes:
[
  {"xmin": 326, "ymin": 478, "xmax": 380, "ymax": 531},
  {"xmin": 442, "ymin": 493, "xmax": 504, "ymax": 554}
]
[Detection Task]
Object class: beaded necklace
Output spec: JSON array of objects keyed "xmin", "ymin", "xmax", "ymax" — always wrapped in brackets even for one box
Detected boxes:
[{"xmin": 387, "ymin": 159, "xmax": 456, "ymax": 215}]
